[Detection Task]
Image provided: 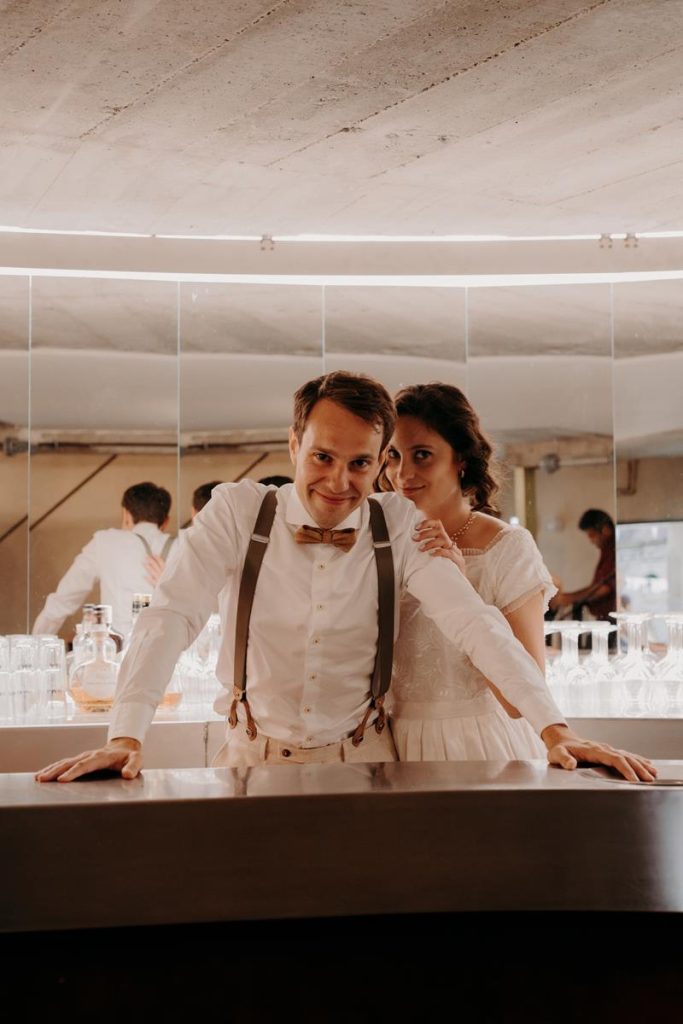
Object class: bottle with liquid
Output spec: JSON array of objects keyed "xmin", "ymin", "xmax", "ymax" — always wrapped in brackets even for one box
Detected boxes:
[
  {"xmin": 69, "ymin": 609, "xmax": 119, "ymax": 712},
  {"xmin": 96, "ymin": 603, "xmax": 125, "ymax": 654}
]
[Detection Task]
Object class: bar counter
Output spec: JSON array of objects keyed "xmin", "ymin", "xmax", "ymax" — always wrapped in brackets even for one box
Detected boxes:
[
  {"xmin": 3, "ymin": 760, "xmax": 683, "ymax": 933},
  {"xmin": 3, "ymin": 710, "xmax": 683, "ymax": 772}
]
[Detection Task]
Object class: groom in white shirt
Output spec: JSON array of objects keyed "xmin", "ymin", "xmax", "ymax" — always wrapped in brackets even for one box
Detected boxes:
[{"xmin": 37, "ymin": 371, "xmax": 655, "ymax": 783}]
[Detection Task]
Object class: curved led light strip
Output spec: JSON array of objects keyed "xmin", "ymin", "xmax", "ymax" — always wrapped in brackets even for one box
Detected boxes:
[
  {"xmin": 1, "ymin": 267, "xmax": 683, "ymax": 286},
  {"xmin": 1, "ymin": 224, "xmax": 683, "ymax": 243}
]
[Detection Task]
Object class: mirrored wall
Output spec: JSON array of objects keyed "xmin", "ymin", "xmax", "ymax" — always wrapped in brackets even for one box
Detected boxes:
[
  {"xmin": 0, "ymin": 277, "xmax": 29, "ymax": 635},
  {"xmin": 614, "ymin": 281, "xmax": 683, "ymax": 640},
  {"xmin": 1, "ymin": 271, "xmax": 680, "ymax": 640}
]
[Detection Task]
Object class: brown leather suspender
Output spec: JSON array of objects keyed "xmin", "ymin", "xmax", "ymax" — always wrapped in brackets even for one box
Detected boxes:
[
  {"xmin": 228, "ymin": 488, "xmax": 278, "ymax": 739},
  {"xmin": 229, "ymin": 490, "xmax": 395, "ymax": 745},
  {"xmin": 351, "ymin": 497, "xmax": 395, "ymax": 746}
]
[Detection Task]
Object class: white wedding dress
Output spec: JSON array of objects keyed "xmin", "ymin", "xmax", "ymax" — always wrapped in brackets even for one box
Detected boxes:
[{"xmin": 391, "ymin": 526, "xmax": 557, "ymax": 761}]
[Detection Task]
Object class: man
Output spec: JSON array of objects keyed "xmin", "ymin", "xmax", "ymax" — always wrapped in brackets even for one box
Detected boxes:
[
  {"xmin": 32, "ymin": 482, "xmax": 176, "ymax": 638},
  {"xmin": 550, "ymin": 509, "xmax": 617, "ymax": 622},
  {"xmin": 143, "ymin": 480, "xmax": 222, "ymax": 585},
  {"xmin": 37, "ymin": 374, "xmax": 654, "ymax": 783}
]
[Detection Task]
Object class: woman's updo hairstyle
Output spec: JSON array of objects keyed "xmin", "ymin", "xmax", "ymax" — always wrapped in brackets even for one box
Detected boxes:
[{"xmin": 392, "ymin": 383, "xmax": 501, "ymax": 515}]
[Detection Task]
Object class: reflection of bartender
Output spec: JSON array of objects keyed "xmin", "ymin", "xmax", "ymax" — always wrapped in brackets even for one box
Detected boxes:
[
  {"xmin": 32, "ymin": 482, "xmax": 176, "ymax": 638},
  {"xmin": 549, "ymin": 509, "xmax": 616, "ymax": 622}
]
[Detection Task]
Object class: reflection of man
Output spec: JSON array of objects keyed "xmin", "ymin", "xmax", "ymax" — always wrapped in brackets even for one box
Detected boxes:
[
  {"xmin": 37, "ymin": 374, "xmax": 653, "ymax": 783},
  {"xmin": 144, "ymin": 480, "xmax": 222, "ymax": 585},
  {"xmin": 550, "ymin": 509, "xmax": 616, "ymax": 622},
  {"xmin": 32, "ymin": 482, "xmax": 175, "ymax": 638}
]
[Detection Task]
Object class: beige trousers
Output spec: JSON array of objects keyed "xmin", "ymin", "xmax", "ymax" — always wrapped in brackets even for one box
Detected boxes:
[{"xmin": 212, "ymin": 720, "xmax": 398, "ymax": 767}]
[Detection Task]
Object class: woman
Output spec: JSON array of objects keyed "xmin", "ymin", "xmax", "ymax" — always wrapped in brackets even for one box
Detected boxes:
[{"xmin": 383, "ymin": 382, "xmax": 556, "ymax": 761}]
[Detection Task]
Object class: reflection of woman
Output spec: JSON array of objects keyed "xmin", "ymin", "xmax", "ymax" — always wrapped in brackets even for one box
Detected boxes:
[{"xmin": 383, "ymin": 383, "xmax": 556, "ymax": 761}]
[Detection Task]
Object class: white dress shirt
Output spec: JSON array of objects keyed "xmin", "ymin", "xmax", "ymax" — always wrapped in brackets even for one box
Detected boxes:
[
  {"xmin": 109, "ymin": 481, "xmax": 564, "ymax": 746},
  {"xmin": 33, "ymin": 522, "xmax": 177, "ymax": 637}
]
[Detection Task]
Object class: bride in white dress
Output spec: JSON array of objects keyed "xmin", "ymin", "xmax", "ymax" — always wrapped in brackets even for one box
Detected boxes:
[{"xmin": 383, "ymin": 382, "xmax": 556, "ymax": 761}]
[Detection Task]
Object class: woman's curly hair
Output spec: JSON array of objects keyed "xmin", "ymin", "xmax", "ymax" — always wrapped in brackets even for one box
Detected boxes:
[{"xmin": 383, "ymin": 382, "xmax": 502, "ymax": 515}]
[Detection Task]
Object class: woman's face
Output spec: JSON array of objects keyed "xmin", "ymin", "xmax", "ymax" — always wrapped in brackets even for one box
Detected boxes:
[{"xmin": 385, "ymin": 415, "xmax": 462, "ymax": 511}]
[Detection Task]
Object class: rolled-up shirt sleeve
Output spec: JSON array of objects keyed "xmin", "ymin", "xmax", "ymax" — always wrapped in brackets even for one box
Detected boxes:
[
  {"xmin": 403, "ymin": 533, "xmax": 566, "ymax": 736},
  {"xmin": 32, "ymin": 535, "xmax": 100, "ymax": 636},
  {"xmin": 107, "ymin": 487, "xmax": 243, "ymax": 743}
]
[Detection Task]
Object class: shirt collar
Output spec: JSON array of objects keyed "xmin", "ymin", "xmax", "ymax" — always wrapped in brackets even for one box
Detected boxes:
[
  {"xmin": 284, "ymin": 483, "xmax": 363, "ymax": 531},
  {"xmin": 132, "ymin": 521, "xmax": 165, "ymax": 538}
]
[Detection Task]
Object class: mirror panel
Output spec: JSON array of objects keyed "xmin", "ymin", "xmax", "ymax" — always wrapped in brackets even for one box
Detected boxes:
[
  {"xmin": 28, "ymin": 278, "xmax": 179, "ymax": 639},
  {"xmin": 179, "ymin": 284, "xmax": 324, "ymax": 520},
  {"xmin": 324, "ymin": 285, "xmax": 467, "ymax": 391},
  {"xmin": 0, "ymin": 276, "xmax": 30, "ymax": 634},
  {"xmin": 467, "ymin": 284, "xmax": 615, "ymax": 605},
  {"xmin": 614, "ymin": 281, "xmax": 683, "ymax": 635}
]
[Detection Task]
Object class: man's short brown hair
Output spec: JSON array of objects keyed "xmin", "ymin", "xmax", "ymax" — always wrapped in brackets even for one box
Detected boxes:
[
  {"xmin": 122, "ymin": 482, "xmax": 171, "ymax": 526},
  {"xmin": 292, "ymin": 371, "xmax": 395, "ymax": 450}
]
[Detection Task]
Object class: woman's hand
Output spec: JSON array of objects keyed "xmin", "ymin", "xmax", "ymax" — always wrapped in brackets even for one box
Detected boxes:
[
  {"xmin": 413, "ymin": 519, "xmax": 466, "ymax": 573},
  {"xmin": 145, "ymin": 553, "xmax": 166, "ymax": 587}
]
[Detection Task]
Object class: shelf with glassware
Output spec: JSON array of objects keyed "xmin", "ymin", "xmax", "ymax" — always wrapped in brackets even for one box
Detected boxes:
[
  {"xmin": 0, "ymin": 601, "xmax": 225, "ymax": 728},
  {"xmin": 2, "ymin": 611, "xmax": 683, "ymax": 728},
  {"xmin": 544, "ymin": 612, "xmax": 683, "ymax": 718}
]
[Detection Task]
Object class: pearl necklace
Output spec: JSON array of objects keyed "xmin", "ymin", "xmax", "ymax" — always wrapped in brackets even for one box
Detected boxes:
[{"xmin": 449, "ymin": 511, "xmax": 475, "ymax": 545}]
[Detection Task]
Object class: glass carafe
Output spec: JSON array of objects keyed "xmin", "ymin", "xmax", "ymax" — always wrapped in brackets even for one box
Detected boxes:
[{"xmin": 69, "ymin": 624, "xmax": 118, "ymax": 712}]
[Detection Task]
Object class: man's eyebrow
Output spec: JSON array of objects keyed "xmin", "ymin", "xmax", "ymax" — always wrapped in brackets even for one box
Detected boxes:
[{"xmin": 315, "ymin": 447, "xmax": 375, "ymax": 460}]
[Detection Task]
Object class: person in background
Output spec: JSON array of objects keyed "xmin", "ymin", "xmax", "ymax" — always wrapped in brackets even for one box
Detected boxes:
[
  {"xmin": 382, "ymin": 382, "xmax": 556, "ymax": 761},
  {"xmin": 32, "ymin": 482, "xmax": 175, "ymax": 638},
  {"xmin": 190, "ymin": 480, "xmax": 224, "ymax": 517},
  {"xmin": 549, "ymin": 509, "xmax": 617, "ymax": 625},
  {"xmin": 144, "ymin": 480, "xmax": 222, "ymax": 585}
]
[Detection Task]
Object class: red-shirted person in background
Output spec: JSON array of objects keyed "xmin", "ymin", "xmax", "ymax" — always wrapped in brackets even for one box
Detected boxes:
[{"xmin": 549, "ymin": 509, "xmax": 616, "ymax": 625}]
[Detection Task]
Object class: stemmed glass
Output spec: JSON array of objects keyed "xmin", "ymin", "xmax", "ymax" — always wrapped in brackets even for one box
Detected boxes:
[
  {"xmin": 652, "ymin": 614, "xmax": 683, "ymax": 714},
  {"xmin": 609, "ymin": 612, "xmax": 654, "ymax": 715},
  {"xmin": 544, "ymin": 621, "xmax": 593, "ymax": 715},
  {"xmin": 581, "ymin": 621, "xmax": 618, "ymax": 715}
]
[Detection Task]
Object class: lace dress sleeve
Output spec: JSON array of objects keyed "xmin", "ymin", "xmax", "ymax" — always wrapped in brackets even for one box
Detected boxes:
[{"xmin": 488, "ymin": 528, "xmax": 557, "ymax": 616}]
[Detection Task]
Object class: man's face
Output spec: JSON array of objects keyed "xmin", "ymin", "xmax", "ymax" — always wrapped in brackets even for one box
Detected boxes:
[
  {"xmin": 289, "ymin": 398, "xmax": 385, "ymax": 529},
  {"xmin": 586, "ymin": 526, "xmax": 610, "ymax": 549}
]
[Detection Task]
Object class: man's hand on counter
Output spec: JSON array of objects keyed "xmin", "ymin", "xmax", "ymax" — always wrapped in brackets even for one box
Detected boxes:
[
  {"xmin": 35, "ymin": 737, "xmax": 142, "ymax": 783},
  {"xmin": 541, "ymin": 724, "xmax": 657, "ymax": 782}
]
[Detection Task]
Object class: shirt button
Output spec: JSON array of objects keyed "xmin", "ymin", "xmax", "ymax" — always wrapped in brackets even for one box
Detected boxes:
[
  {"xmin": 282, "ymin": 748, "xmax": 291, "ymax": 758},
  {"xmin": 309, "ymin": 673, "xmax": 317, "ymax": 680},
  {"xmin": 316, "ymin": 603, "xmax": 324, "ymax": 611},
  {"xmin": 303, "ymin": 706, "xmax": 311, "ymax": 714},
  {"xmin": 317, "ymin": 563, "xmax": 326, "ymax": 570},
  {"xmin": 313, "ymin": 637, "xmax": 320, "ymax": 645},
  {"xmin": 305, "ymin": 737, "xmax": 313, "ymax": 744}
]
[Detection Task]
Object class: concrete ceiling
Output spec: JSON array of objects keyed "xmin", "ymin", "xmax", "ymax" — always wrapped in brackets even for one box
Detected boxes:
[
  {"xmin": 2, "ymin": 0, "xmax": 683, "ymax": 235},
  {"xmin": 1, "ymin": 1, "xmax": 682, "ymax": 456}
]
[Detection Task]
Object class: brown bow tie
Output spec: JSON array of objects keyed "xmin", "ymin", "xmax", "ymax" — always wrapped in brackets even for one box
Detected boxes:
[{"xmin": 294, "ymin": 524, "xmax": 357, "ymax": 552}]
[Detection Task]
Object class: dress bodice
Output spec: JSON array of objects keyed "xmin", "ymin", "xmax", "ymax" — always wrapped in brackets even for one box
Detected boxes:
[{"xmin": 392, "ymin": 526, "xmax": 556, "ymax": 704}]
